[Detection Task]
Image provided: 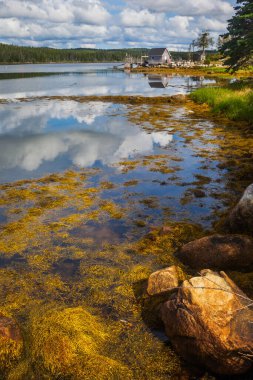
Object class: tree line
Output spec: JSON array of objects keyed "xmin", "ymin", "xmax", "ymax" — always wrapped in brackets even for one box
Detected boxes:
[
  {"xmin": 0, "ymin": 43, "xmax": 196, "ymax": 64},
  {"xmin": 0, "ymin": 45, "xmax": 151, "ymax": 64}
]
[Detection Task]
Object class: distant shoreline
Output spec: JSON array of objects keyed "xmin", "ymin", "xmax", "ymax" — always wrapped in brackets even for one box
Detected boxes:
[{"xmin": 0, "ymin": 61, "xmax": 121, "ymax": 65}]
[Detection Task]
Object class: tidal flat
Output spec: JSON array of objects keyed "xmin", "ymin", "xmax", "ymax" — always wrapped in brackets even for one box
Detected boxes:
[{"xmin": 1, "ymin": 95, "xmax": 253, "ymax": 379}]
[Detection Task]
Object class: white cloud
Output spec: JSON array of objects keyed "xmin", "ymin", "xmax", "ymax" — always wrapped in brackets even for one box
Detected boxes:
[
  {"xmin": 0, "ymin": 0, "xmax": 110, "ymax": 24},
  {"xmin": 0, "ymin": 0, "xmax": 111, "ymax": 47},
  {"xmin": 166, "ymin": 16, "xmax": 193, "ymax": 38},
  {"xmin": 0, "ymin": 18, "xmax": 31, "ymax": 38},
  {"xmin": 0, "ymin": 0, "xmax": 235, "ymax": 49},
  {"xmin": 126, "ymin": 0, "xmax": 234, "ymax": 17},
  {"xmin": 121, "ymin": 9, "xmax": 165, "ymax": 27},
  {"xmin": 118, "ymin": 1, "xmax": 235, "ymax": 49},
  {"xmin": 196, "ymin": 16, "xmax": 227, "ymax": 31}
]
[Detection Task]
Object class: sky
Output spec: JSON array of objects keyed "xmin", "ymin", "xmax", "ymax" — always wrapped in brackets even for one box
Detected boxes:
[{"xmin": 0, "ymin": 0, "xmax": 236, "ymax": 50}]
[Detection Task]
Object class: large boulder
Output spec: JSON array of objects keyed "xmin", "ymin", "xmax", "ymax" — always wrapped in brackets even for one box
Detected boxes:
[
  {"xmin": 176, "ymin": 234, "xmax": 253, "ymax": 271},
  {"xmin": 227, "ymin": 183, "xmax": 253, "ymax": 234},
  {"xmin": 161, "ymin": 270, "xmax": 253, "ymax": 375},
  {"xmin": 147, "ymin": 265, "xmax": 181, "ymax": 296}
]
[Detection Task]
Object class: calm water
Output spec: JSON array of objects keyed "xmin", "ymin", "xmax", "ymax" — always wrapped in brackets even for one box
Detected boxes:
[
  {"xmin": 0, "ymin": 63, "xmax": 216, "ymax": 99},
  {"xmin": 0, "ymin": 100, "xmax": 172, "ymax": 181},
  {"xmin": 0, "ymin": 64, "xmax": 251, "ymax": 380},
  {"xmin": 0, "ymin": 98, "xmax": 227, "ymax": 229},
  {"xmin": 0, "ymin": 65, "xmax": 226, "ymax": 229}
]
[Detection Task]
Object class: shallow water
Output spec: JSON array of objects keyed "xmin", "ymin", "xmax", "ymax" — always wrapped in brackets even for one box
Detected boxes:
[
  {"xmin": 0, "ymin": 65, "xmax": 252, "ymax": 379},
  {"xmin": 0, "ymin": 63, "xmax": 216, "ymax": 99},
  {"xmin": 0, "ymin": 99, "xmax": 230, "ymax": 232}
]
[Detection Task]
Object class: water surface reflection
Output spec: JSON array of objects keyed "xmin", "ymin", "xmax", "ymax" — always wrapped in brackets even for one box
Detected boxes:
[
  {"xmin": 0, "ymin": 63, "xmax": 217, "ymax": 99},
  {"xmin": 0, "ymin": 100, "xmax": 172, "ymax": 182}
]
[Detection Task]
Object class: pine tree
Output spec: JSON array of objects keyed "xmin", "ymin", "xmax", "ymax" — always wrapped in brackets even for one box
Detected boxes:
[
  {"xmin": 195, "ymin": 32, "xmax": 214, "ymax": 54},
  {"xmin": 220, "ymin": 0, "xmax": 253, "ymax": 70}
]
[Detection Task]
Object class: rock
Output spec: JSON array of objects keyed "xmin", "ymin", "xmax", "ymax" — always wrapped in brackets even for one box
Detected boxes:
[
  {"xmin": 192, "ymin": 189, "xmax": 206, "ymax": 198},
  {"xmin": 0, "ymin": 314, "xmax": 22, "ymax": 342},
  {"xmin": 161, "ymin": 270, "xmax": 253, "ymax": 375},
  {"xmin": 0, "ymin": 313, "xmax": 23, "ymax": 368},
  {"xmin": 228, "ymin": 183, "xmax": 253, "ymax": 234},
  {"xmin": 171, "ymin": 94, "xmax": 187, "ymax": 103},
  {"xmin": 176, "ymin": 234, "xmax": 253, "ymax": 271},
  {"xmin": 147, "ymin": 265, "xmax": 180, "ymax": 296}
]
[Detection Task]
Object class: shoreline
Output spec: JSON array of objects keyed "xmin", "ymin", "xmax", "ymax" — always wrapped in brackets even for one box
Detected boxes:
[{"xmin": 131, "ymin": 66, "xmax": 253, "ymax": 79}]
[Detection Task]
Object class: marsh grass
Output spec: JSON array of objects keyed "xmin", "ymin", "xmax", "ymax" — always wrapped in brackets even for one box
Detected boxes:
[{"xmin": 190, "ymin": 81, "xmax": 253, "ymax": 124}]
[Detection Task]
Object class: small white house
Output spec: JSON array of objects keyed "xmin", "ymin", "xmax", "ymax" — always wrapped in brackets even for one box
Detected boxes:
[{"xmin": 148, "ymin": 48, "xmax": 172, "ymax": 66}]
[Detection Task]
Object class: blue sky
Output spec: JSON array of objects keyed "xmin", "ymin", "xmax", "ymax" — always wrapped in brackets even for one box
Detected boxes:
[{"xmin": 0, "ymin": 0, "xmax": 236, "ymax": 50}]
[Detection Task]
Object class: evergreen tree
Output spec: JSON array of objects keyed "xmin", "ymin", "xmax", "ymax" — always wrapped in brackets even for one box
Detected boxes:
[
  {"xmin": 220, "ymin": 0, "xmax": 253, "ymax": 70},
  {"xmin": 195, "ymin": 32, "xmax": 214, "ymax": 54}
]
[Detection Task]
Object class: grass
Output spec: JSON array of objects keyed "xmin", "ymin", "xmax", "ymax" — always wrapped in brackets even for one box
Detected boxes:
[{"xmin": 190, "ymin": 81, "xmax": 253, "ymax": 124}]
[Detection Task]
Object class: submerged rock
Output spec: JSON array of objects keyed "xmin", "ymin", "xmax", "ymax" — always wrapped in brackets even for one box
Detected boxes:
[
  {"xmin": 227, "ymin": 183, "xmax": 253, "ymax": 234},
  {"xmin": 0, "ymin": 313, "xmax": 23, "ymax": 370},
  {"xmin": 176, "ymin": 234, "xmax": 253, "ymax": 271},
  {"xmin": 192, "ymin": 189, "xmax": 206, "ymax": 198},
  {"xmin": 147, "ymin": 265, "xmax": 181, "ymax": 296},
  {"xmin": 161, "ymin": 270, "xmax": 253, "ymax": 375}
]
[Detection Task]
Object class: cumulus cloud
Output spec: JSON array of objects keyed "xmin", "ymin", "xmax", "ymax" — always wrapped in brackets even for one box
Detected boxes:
[
  {"xmin": 0, "ymin": 0, "xmax": 111, "ymax": 47},
  {"xmin": 126, "ymin": 0, "xmax": 234, "ymax": 17},
  {"xmin": 122, "ymin": 0, "xmax": 234, "ymax": 48},
  {"xmin": 0, "ymin": 0, "xmax": 235, "ymax": 49},
  {"xmin": 0, "ymin": 0, "xmax": 110, "ymax": 24},
  {"xmin": 121, "ymin": 9, "xmax": 165, "ymax": 27},
  {"xmin": 166, "ymin": 16, "xmax": 194, "ymax": 38}
]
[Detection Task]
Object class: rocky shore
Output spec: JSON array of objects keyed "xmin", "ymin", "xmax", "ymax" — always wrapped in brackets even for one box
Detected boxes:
[{"xmin": 147, "ymin": 183, "xmax": 253, "ymax": 377}]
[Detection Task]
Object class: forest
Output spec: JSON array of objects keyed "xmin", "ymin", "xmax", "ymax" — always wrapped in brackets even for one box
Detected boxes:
[
  {"xmin": 0, "ymin": 44, "xmax": 149, "ymax": 63},
  {"xmin": 0, "ymin": 43, "xmax": 191, "ymax": 63}
]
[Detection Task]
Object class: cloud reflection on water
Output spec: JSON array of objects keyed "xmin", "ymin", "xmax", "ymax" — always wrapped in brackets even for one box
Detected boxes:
[
  {"xmin": 0, "ymin": 100, "xmax": 173, "ymax": 174},
  {"xmin": 0, "ymin": 64, "xmax": 217, "ymax": 100}
]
